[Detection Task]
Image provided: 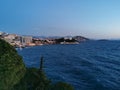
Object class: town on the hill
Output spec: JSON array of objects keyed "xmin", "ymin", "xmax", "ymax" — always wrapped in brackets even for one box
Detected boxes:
[{"xmin": 0, "ymin": 31, "xmax": 89, "ymax": 48}]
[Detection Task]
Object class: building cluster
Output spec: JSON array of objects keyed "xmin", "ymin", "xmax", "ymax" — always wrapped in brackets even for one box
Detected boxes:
[
  {"xmin": 0, "ymin": 32, "xmax": 34, "ymax": 47},
  {"xmin": 0, "ymin": 32, "xmax": 59, "ymax": 47},
  {"xmin": 0, "ymin": 31, "xmax": 89, "ymax": 48}
]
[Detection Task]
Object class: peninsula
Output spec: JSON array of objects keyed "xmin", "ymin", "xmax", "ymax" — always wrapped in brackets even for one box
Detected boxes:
[{"xmin": 0, "ymin": 32, "xmax": 89, "ymax": 48}]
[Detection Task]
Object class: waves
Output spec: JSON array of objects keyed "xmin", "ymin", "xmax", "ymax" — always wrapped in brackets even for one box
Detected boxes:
[{"xmin": 17, "ymin": 41, "xmax": 120, "ymax": 90}]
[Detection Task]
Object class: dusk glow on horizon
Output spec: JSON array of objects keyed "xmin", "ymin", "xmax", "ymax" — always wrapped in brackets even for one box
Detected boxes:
[{"xmin": 0, "ymin": 0, "xmax": 120, "ymax": 39}]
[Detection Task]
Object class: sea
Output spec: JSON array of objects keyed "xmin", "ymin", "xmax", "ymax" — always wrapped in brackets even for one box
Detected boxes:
[{"xmin": 17, "ymin": 40, "xmax": 120, "ymax": 90}]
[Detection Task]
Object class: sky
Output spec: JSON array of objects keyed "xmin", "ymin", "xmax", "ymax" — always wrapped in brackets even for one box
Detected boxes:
[{"xmin": 0, "ymin": 0, "xmax": 120, "ymax": 39}]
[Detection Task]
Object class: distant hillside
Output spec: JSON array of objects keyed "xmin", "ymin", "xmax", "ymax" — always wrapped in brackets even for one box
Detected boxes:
[
  {"xmin": 33, "ymin": 36, "xmax": 62, "ymax": 39},
  {"xmin": 33, "ymin": 35, "xmax": 89, "ymax": 41},
  {"xmin": 73, "ymin": 36, "xmax": 89, "ymax": 42}
]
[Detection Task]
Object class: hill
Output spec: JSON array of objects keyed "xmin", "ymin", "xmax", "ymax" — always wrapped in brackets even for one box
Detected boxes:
[{"xmin": 73, "ymin": 36, "xmax": 89, "ymax": 42}]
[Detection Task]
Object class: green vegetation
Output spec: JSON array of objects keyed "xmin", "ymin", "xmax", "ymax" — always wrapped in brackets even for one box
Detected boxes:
[
  {"xmin": 13, "ymin": 68, "xmax": 51, "ymax": 90},
  {"xmin": 51, "ymin": 82, "xmax": 74, "ymax": 90},
  {"xmin": 0, "ymin": 39, "xmax": 26, "ymax": 90},
  {"xmin": 0, "ymin": 39, "xmax": 74, "ymax": 90},
  {"xmin": 55, "ymin": 38, "xmax": 77, "ymax": 44}
]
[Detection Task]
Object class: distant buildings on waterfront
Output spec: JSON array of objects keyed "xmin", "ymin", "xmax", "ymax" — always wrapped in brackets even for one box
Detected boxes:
[
  {"xmin": 0, "ymin": 32, "xmax": 89, "ymax": 47},
  {"xmin": 0, "ymin": 32, "xmax": 33, "ymax": 47}
]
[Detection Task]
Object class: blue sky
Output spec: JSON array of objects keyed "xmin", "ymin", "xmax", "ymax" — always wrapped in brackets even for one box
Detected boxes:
[{"xmin": 0, "ymin": 0, "xmax": 120, "ymax": 39}]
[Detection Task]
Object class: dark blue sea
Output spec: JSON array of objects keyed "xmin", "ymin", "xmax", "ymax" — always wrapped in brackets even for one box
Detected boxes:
[{"xmin": 17, "ymin": 41, "xmax": 120, "ymax": 90}]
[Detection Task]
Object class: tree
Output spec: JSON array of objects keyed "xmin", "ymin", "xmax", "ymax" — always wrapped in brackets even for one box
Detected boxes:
[{"xmin": 0, "ymin": 39, "xmax": 26, "ymax": 90}]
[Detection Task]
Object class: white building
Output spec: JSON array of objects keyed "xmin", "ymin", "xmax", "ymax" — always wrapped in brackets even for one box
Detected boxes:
[
  {"xmin": 3, "ymin": 34, "xmax": 17, "ymax": 43},
  {"xmin": 20, "ymin": 36, "xmax": 33, "ymax": 45},
  {"xmin": 0, "ymin": 31, "xmax": 3, "ymax": 35}
]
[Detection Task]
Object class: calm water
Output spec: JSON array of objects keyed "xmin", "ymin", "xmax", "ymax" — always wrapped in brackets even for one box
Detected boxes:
[{"xmin": 17, "ymin": 41, "xmax": 120, "ymax": 90}]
